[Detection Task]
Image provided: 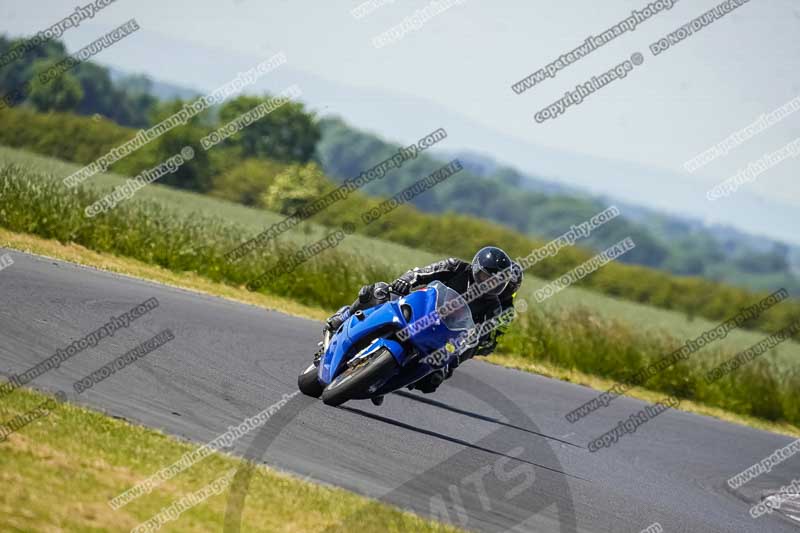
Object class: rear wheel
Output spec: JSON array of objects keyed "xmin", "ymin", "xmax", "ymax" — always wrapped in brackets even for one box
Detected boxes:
[
  {"xmin": 297, "ymin": 362, "xmax": 324, "ymax": 398},
  {"xmin": 322, "ymin": 348, "xmax": 398, "ymax": 407}
]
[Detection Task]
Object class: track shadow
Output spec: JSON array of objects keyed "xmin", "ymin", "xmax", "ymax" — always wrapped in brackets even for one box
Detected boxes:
[
  {"xmin": 339, "ymin": 404, "xmax": 588, "ymax": 481},
  {"xmin": 394, "ymin": 389, "xmax": 584, "ymax": 449}
]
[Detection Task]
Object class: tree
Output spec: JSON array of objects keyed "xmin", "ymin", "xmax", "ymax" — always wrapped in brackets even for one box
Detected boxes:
[
  {"xmin": 0, "ymin": 37, "xmax": 67, "ymax": 96},
  {"xmin": 72, "ymin": 62, "xmax": 115, "ymax": 117},
  {"xmin": 111, "ymin": 73, "xmax": 157, "ymax": 127},
  {"xmin": 72, "ymin": 65, "xmax": 156, "ymax": 127},
  {"xmin": 210, "ymin": 158, "xmax": 285, "ymax": 206},
  {"xmin": 27, "ymin": 59, "xmax": 83, "ymax": 112},
  {"xmin": 218, "ymin": 94, "xmax": 320, "ymax": 163},
  {"xmin": 261, "ymin": 163, "xmax": 328, "ymax": 215},
  {"xmin": 0, "ymin": 36, "xmax": 155, "ymax": 125},
  {"xmin": 113, "ymin": 99, "xmax": 213, "ymax": 192}
]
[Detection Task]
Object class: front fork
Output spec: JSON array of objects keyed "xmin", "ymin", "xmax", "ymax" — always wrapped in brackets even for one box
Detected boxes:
[{"xmin": 313, "ymin": 330, "xmax": 332, "ymax": 366}]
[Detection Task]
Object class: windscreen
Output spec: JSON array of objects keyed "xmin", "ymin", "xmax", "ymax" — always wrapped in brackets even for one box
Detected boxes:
[{"xmin": 430, "ymin": 281, "xmax": 474, "ymax": 332}]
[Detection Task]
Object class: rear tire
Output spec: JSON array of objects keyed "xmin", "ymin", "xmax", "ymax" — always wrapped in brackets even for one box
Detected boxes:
[
  {"xmin": 322, "ymin": 348, "xmax": 398, "ymax": 407},
  {"xmin": 298, "ymin": 362, "xmax": 324, "ymax": 398}
]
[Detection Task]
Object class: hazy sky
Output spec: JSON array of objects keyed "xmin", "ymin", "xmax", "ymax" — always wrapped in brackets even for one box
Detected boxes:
[{"xmin": 2, "ymin": 0, "xmax": 799, "ymax": 232}]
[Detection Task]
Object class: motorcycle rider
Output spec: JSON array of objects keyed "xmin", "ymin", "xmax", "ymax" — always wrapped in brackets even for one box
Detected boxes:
[{"xmin": 323, "ymin": 246, "xmax": 523, "ymax": 394}]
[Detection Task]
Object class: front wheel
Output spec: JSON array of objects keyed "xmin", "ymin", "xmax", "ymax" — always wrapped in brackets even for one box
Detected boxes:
[
  {"xmin": 298, "ymin": 362, "xmax": 324, "ymax": 398},
  {"xmin": 322, "ymin": 348, "xmax": 398, "ymax": 407}
]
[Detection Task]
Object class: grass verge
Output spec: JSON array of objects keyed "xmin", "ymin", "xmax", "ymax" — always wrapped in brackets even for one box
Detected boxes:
[
  {"xmin": 486, "ymin": 354, "xmax": 800, "ymax": 439},
  {"xmin": 0, "ymin": 387, "xmax": 460, "ymax": 532},
  {"xmin": 2, "ymin": 228, "xmax": 798, "ymax": 439}
]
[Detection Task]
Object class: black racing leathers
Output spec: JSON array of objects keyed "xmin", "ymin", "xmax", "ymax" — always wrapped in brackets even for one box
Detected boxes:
[{"xmin": 391, "ymin": 257, "xmax": 522, "ymax": 360}]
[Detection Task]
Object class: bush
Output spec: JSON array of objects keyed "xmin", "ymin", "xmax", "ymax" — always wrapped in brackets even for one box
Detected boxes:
[
  {"xmin": 261, "ymin": 163, "xmax": 328, "ymax": 215},
  {"xmin": 209, "ymin": 158, "xmax": 286, "ymax": 206}
]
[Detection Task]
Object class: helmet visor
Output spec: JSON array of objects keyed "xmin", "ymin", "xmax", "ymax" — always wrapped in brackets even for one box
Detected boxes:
[{"xmin": 474, "ymin": 268, "xmax": 508, "ymax": 296}]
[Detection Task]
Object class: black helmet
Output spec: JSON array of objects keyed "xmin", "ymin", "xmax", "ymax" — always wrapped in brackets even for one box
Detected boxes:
[{"xmin": 470, "ymin": 246, "xmax": 512, "ymax": 296}]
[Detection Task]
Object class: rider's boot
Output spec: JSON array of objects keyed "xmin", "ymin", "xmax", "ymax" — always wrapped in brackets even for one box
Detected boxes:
[
  {"xmin": 410, "ymin": 351, "xmax": 460, "ymax": 394},
  {"xmin": 371, "ymin": 396, "xmax": 384, "ymax": 406},
  {"xmin": 411, "ymin": 369, "xmax": 446, "ymax": 394}
]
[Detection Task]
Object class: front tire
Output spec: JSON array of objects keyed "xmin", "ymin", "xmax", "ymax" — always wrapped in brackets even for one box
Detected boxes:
[
  {"xmin": 298, "ymin": 362, "xmax": 324, "ymax": 398},
  {"xmin": 322, "ymin": 348, "xmax": 398, "ymax": 407}
]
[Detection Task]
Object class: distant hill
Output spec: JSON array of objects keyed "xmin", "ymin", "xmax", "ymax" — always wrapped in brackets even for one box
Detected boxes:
[
  {"xmin": 317, "ymin": 119, "xmax": 800, "ymax": 294},
  {"xmin": 440, "ymin": 150, "xmax": 581, "ymax": 197},
  {"xmin": 108, "ymin": 67, "xmax": 201, "ymax": 101}
]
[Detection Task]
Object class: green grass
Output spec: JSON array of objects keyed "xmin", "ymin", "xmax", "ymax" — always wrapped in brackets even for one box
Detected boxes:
[
  {"xmin": 3, "ymin": 145, "xmax": 797, "ymax": 363},
  {"xmin": 0, "ymin": 387, "xmax": 461, "ymax": 532},
  {"xmin": 1, "ymin": 146, "xmax": 798, "ymax": 426},
  {"xmin": 501, "ymin": 305, "xmax": 800, "ymax": 424},
  {"xmin": 0, "ymin": 146, "xmax": 438, "ymax": 268}
]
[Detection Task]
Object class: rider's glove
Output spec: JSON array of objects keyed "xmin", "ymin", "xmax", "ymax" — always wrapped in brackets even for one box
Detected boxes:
[
  {"xmin": 373, "ymin": 282, "xmax": 390, "ymax": 300},
  {"xmin": 391, "ymin": 278, "xmax": 412, "ymax": 295}
]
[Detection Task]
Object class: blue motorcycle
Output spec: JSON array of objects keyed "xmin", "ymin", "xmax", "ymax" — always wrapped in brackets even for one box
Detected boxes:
[{"xmin": 297, "ymin": 281, "xmax": 476, "ymax": 406}]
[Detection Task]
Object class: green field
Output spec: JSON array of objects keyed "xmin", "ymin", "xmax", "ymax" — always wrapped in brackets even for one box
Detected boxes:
[
  {"xmin": 0, "ymin": 146, "xmax": 437, "ymax": 268},
  {"xmin": 4, "ymin": 145, "xmax": 798, "ymax": 368}
]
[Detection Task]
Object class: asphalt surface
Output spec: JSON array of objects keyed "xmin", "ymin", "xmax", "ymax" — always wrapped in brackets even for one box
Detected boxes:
[{"xmin": 1, "ymin": 249, "xmax": 799, "ymax": 533}]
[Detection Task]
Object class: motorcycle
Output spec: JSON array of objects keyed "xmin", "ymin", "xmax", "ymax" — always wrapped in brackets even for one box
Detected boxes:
[{"xmin": 297, "ymin": 280, "xmax": 476, "ymax": 406}]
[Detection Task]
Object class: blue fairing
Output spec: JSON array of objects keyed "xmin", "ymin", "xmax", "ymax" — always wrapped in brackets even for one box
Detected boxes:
[{"xmin": 319, "ymin": 284, "xmax": 465, "ymax": 386}]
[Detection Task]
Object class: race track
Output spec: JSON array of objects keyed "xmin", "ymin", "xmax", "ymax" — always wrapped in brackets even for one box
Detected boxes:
[{"xmin": 1, "ymin": 249, "xmax": 798, "ymax": 532}]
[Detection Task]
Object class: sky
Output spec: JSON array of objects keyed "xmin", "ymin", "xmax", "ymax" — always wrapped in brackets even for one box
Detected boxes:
[{"xmin": 1, "ymin": 0, "xmax": 798, "ymax": 241}]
